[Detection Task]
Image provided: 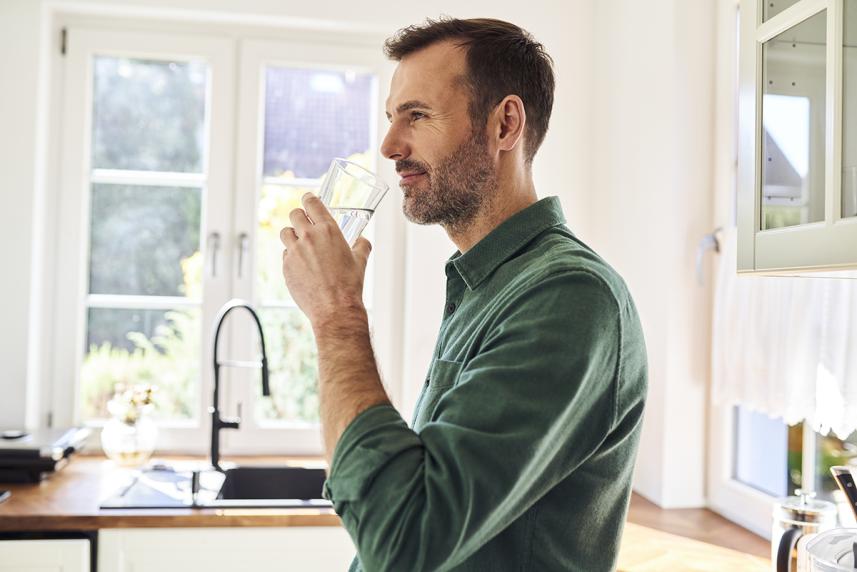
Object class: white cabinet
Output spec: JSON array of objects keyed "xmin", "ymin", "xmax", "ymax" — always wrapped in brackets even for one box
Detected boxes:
[
  {"xmin": 0, "ymin": 539, "xmax": 90, "ymax": 572},
  {"xmin": 98, "ymin": 527, "xmax": 356, "ymax": 572},
  {"xmin": 738, "ymin": 0, "xmax": 857, "ymax": 273}
]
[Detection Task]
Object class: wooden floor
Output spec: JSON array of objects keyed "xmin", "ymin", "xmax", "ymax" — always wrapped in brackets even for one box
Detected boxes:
[{"xmin": 626, "ymin": 493, "xmax": 769, "ymax": 559}]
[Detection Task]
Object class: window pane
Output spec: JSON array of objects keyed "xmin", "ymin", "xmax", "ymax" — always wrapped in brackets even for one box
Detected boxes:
[
  {"xmin": 89, "ymin": 184, "xmax": 202, "ymax": 297},
  {"xmin": 763, "ymin": 0, "xmax": 801, "ymax": 22},
  {"xmin": 92, "ymin": 56, "xmax": 207, "ymax": 173},
  {"xmin": 814, "ymin": 430, "xmax": 857, "ymax": 501},
  {"xmin": 761, "ymin": 11, "xmax": 827, "ymax": 230},
  {"xmin": 254, "ymin": 307, "xmax": 319, "ymax": 424},
  {"xmin": 734, "ymin": 405, "xmax": 791, "ymax": 496},
  {"xmin": 262, "ymin": 66, "xmax": 375, "ymax": 179},
  {"xmin": 81, "ymin": 307, "xmax": 200, "ymax": 421},
  {"xmin": 843, "ymin": 0, "xmax": 857, "ymax": 218}
]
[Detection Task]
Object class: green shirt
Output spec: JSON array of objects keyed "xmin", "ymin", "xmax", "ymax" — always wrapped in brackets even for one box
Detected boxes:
[{"xmin": 322, "ymin": 196, "xmax": 648, "ymax": 572}]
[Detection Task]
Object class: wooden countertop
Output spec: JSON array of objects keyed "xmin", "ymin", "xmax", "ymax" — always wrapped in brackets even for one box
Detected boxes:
[
  {"xmin": 0, "ymin": 455, "xmax": 341, "ymax": 531},
  {"xmin": 0, "ymin": 455, "xmax": 771, "ymax": 570}
]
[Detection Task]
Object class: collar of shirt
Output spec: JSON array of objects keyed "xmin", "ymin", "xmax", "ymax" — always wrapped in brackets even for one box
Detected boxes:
[{"xmin": 445, "ymin": 196, "xmax": 568, "ymax": 290}]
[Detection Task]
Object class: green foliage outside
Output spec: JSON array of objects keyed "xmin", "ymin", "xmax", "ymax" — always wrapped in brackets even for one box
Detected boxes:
[
  {"xmin": 81, "ymin": 52, "xmax": 373, "ymax": 425},
  {"xmin": 251, "ymin": 151, "xmax": 370, "ymax": 423},
  {"xmin": 787, "ymin": 422, "xmax": 857, "ymax": 500},
  {"xmin": 80, "ymin": 151, "xmax": 370, "ymax": 425},
  {"xmin": 80, "ymin": 253, "xmax": 202, "ymax": 421}
]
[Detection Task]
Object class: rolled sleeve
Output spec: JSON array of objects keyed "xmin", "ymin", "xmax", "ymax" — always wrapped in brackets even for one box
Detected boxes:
[{"xmin": 322, "ymin": 403, "xmax": 421, "ymax": 512}]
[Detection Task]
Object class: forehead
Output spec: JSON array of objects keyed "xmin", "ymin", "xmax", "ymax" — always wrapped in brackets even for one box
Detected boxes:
[{"xmin": 385, "ymin": 40, "xmax": 469, "ymax": 113}]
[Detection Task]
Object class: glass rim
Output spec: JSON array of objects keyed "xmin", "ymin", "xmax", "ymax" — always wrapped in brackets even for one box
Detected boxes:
[{"xmin": 330, "ymin": 158, "xmax": 389, "ymax": 193}]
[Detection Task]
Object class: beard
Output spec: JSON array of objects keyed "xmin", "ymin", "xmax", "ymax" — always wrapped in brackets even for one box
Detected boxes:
[{"xmin": 397, "ymin": 130, "xmax": 498, "ymax": 232}]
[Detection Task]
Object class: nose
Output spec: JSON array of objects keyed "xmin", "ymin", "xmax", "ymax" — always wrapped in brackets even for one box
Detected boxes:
[{"xmin": 380, "ymin": 122, "xmax": 409, "ymax": 161}]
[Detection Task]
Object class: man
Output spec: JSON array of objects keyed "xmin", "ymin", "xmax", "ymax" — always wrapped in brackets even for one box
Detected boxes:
[{"xmin": 280, "ymin": 17, "xmax": 648, "ymax": 572}]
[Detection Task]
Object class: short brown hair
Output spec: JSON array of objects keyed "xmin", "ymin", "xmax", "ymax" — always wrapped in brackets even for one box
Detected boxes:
[{"xmin": 384, "ymin": 17, "xmax": 555, "ymax": 164}]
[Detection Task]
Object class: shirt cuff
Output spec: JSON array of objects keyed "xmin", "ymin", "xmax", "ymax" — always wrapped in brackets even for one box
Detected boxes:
[{"xmin": 321, "ymin": 403, "xmax": 415, "ymax": 512}]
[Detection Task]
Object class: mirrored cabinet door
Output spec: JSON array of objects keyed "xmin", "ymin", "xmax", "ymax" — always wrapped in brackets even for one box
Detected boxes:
[
  {"xmin": 761, "ymin": 10, "xmax": 827, "ymax": 230},
  {"xmin": 738, "ymin": 0, "xmax": 857, "ymax": 273},
  {"xmin": 842, "ymin": 0, "xmax": 857, "ymax": 219}
]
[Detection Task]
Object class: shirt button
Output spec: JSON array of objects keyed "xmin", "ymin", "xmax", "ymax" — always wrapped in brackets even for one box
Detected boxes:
[{"xmin": 446, "ymin": 302, "xmax": 457, "ymax": 315}]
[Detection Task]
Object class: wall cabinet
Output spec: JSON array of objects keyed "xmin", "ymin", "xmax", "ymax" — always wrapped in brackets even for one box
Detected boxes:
[
  {"xmin": 98, "ymin": 526, "xmax": 356, "ymax": 572},
  {"xmin": 0, "ymin": 539, "xmax": 90, "ymax": 572},
  {"xmin": 738, "ymin": 0, "xmax": 857, "ymax": 273}
]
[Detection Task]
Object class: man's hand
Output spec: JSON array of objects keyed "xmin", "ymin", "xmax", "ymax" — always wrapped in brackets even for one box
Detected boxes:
[
  {"xmin": 280, "ymin": 192, "xmax": 372, "ymax": 328},
  {"xmin": 280, "ymin": 192, "xmax": 389, "ymax": 467}
]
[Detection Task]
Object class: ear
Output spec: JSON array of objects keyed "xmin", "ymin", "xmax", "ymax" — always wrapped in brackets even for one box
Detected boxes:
[{"xmin": 492, "ymin": 95, "xmax": 526, "ymax": 154}]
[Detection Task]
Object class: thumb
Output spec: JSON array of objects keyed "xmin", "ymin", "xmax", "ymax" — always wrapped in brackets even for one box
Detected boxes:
[{"xmin": 352, "ymin": 236, "xmax": 372, "ymax": 265}]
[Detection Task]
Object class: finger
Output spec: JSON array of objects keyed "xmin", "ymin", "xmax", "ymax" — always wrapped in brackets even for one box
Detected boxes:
[
  {"xmin": 279, "ymin": 226, "xmax": 298, "ymax": 247},
  {"xmin": 288, "ymin": 208, "xmax": 312, "ymax": 235},
  {"xmin": 352, "ymin": 236, "xmax": 372, "ymax": 264},
  {"xmin": 301, "ymin": 192, "xmax": 334, "ymax": 225}
]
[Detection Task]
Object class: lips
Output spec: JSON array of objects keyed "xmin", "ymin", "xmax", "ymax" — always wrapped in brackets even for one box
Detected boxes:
[{"xmin": 399, "ymin": 171, "xmax": 426, "ymax": 184}]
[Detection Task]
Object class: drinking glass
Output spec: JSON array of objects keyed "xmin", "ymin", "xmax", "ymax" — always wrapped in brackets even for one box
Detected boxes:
[{"xmin": 318, "ymin": 158, "xmax": 389, "ymax": 247}]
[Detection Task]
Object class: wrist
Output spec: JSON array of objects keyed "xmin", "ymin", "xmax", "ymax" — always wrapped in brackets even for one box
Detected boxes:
[{"xmin": 312, "ymin": 302, "xmax": 369, "ymax": 338}]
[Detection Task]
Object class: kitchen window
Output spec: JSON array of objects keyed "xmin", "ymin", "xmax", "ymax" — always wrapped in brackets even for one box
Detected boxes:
[{"xmin": 49, "ymin": 22, "xmax": 401, "ymax": 454}]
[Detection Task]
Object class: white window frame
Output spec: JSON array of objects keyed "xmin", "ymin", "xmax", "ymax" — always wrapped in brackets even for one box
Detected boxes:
[
  {"xmin": 222, "ymin": 38, "xmax": 398, "ymax": 455},
  {"xmin": 52, "ymin": 26, "xmax": 237, "ymax": 452},
  {"xmin": 737, "ymin": 0, "xmax": 857, "ymax": 273},
  {"xmin": 46, "ymin": 11, "xmax": 405, "ymax": 456}
]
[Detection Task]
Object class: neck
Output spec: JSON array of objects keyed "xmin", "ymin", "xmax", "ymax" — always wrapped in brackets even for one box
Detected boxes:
[{"xmin": 446, "ymin": 164, "xmax": 538, "ymax": 254}]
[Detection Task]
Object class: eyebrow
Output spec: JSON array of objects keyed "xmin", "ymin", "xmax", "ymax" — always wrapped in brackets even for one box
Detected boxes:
[{"xmin": 385, "ymin": 100, "xmax": 433, "ymax": 120}]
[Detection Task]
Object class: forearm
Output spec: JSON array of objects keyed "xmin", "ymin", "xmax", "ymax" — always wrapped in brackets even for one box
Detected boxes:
[{"xmin": 313, "ymin": 304, "xmax": 391, "ymax": 468}]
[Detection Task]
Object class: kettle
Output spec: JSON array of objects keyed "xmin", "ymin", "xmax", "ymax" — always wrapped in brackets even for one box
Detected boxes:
[
  {"xmin": 799, "ymin": 528, "xmax": 857, "ymax": 571},
  {"xmin": 772, "ymin": 489, "xmax": 838, "ymax": 572}
]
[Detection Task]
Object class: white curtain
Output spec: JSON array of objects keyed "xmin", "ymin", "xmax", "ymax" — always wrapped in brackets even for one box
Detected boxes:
[{"xmin": 711, "ymin": 226, "xmax": 857, "ymax": 438}]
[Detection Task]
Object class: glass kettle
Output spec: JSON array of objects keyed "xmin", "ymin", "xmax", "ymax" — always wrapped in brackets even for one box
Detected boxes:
[
  {"xmin": 800, "ymin": 529, "xmax": 857, "ymax": 572},
  {"xmin": 772, "ymin": 489, "xmax": 838, "ymax": 572}
]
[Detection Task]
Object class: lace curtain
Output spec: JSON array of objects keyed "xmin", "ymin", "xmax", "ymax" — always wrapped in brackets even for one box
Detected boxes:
[{"xmin": 711, "ymin": 226, "xmax": 857, "ymax": 438}]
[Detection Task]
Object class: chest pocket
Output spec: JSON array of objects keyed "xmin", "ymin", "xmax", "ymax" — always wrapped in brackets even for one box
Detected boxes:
[{"xmin": 412, "ymin": 358, "xmax": 463, "ymax": 432}]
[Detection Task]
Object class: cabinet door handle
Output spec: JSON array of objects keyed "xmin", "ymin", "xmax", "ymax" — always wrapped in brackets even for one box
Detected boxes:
[
  {"xmin": 237, "ymin": 232, "xmax": 249, "ymax": 279},
  {"xmin": 207, "ymin": 232, "xmax": 221, "ymax": 278}
]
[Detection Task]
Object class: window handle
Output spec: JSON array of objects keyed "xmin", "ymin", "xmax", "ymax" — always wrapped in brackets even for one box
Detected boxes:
[
  {"xmin": 207, "ymin": 232, "xmax": 221, "ymax": 278},
  {"xmin": 695, "ymin": 227, "xmax": 722, "ymax": 286},
  {"xmin": 237, "ymin": 232, "xmax": 249, "ymax": 279}
]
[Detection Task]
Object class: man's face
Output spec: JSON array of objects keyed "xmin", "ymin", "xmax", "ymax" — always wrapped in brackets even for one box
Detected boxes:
[{"xmin": 381, "ymin": 41, "xmax": 498, "ymax": 231}]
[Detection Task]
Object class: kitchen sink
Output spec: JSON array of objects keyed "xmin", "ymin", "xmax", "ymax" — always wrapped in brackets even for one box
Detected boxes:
[
  {"xmin": 100, "ymin": 464, "xmax": 333, "ymax": 509},
  {"xmin": 217, "ymin": 466, "xmax": 327, "ymax": 502}
]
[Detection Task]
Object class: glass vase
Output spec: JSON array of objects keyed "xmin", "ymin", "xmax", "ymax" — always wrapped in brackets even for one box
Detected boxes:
[{"xmin": 101, "ymin": 415, "xmax": 158, "ymax": 468}]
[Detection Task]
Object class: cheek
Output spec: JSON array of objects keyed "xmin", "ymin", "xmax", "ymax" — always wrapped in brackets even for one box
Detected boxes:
[{"xmin": 411, "ymin": 130, "xmax": 450, "ymax": 171}]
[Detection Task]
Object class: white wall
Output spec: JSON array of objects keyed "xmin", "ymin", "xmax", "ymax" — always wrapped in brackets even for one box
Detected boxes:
[
  {"xmin": 0, "ymin": 1, "xmax": 47, "ymax": 427},
  {"xmin": 588, "ymin": 0, "xmax": 716, "ymax": 507}
]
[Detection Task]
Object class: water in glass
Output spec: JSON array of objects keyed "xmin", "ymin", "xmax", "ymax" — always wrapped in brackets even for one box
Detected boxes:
[{"xmin": 330, "ymin": 207, "xmax": 373, "ymax": 247}]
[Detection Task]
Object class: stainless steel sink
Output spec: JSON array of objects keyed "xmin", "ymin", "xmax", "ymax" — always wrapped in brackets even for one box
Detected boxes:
[{"xmin": 100, "ymin": 464, "xmax": 333, "ymax": 509}]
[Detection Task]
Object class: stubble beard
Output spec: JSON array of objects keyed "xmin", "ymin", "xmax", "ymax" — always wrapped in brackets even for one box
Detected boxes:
[{"xmin": 400, "ymin": 130, "xmax": 498, "ymax": 234}]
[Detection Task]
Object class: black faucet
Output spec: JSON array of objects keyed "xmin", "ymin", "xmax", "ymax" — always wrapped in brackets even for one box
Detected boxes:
[{"xmin": 210, "ymin": 299, "xmax": 271, "ymax": 471}]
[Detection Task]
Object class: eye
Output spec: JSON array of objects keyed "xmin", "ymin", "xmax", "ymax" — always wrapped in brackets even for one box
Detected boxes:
[{"xmin": 410, "ymin": 111, "xmax": 426, "ymax": 122}]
